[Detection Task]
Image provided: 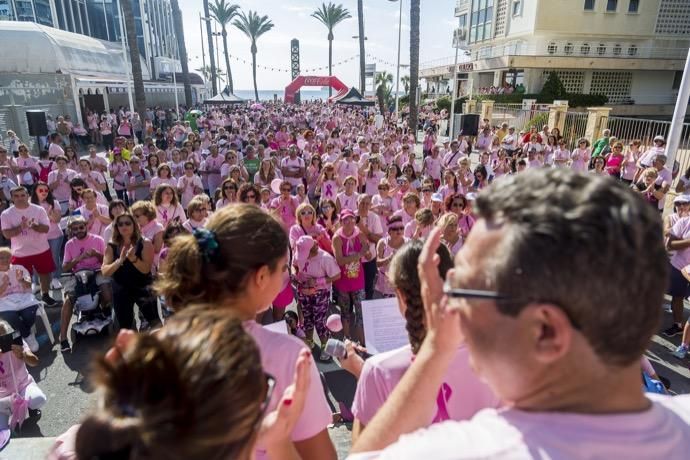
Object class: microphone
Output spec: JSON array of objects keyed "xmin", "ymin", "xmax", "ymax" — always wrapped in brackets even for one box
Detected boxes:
[{"xmin": 324, "ymin": 338, "xmax": 348, "ymax": 359}]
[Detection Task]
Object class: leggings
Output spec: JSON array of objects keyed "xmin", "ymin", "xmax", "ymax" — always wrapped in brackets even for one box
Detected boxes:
[
  {"xmin": 0, "ymin": 305, "xmax": 38, "ymax": 337},
  {"xmin": 363, "ymin": 259, "xmax": 377, "ymax": 300},
  {"xmin": 102, "ymin": 134, "xmax": 113, "ymax": 151},
  {"xmin": 297, "ymin": 289, "xmax": 331, "ymax": 341},
  {"xmin": 115, "ymin": 189, "xmax": 130, "ymax": 206},
  {"xmin": 112, "ymin": 284, "xmax": 159, "ymax": 330},
  {"xmin": 335, "ymin": 288, "xmax": 364, "ymax": 326}
]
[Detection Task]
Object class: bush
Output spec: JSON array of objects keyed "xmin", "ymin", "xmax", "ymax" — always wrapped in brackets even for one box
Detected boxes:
[
  {"xmin": 525, "ymin": 112, "xmax": 549, "ymax": 131},
  {"xmin": 541, "ymin": 71, "xmax": 567, "ymax": 102},
  {"xmin": 436, "ymin": 96, "xmax": 452, "ymax": 113}
]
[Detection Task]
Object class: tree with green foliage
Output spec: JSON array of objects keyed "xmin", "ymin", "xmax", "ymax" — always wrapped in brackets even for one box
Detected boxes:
[
  {"xmin": 541, "ymin": 71, "xmax": 567, "ymax": 101},
  {"xmin": 311, "ymin": 2, "xmax": 351, "ymax": 98}
]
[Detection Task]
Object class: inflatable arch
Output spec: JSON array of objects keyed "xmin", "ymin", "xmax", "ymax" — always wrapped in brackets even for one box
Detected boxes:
[{"xmin": 284, "ymin": 76, "xmax": 348, "ymax": 103}]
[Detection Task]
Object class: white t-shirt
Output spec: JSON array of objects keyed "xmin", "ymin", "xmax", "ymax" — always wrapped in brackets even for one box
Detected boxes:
[{"xmin": 349, "ymin": 394, "xmax": 690, "ymax": 460}]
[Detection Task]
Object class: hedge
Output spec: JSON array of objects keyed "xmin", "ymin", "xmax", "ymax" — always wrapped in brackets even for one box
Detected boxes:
[{"xmin": 451, "ymin": 93, "xmax": 609, "ymax": 112}]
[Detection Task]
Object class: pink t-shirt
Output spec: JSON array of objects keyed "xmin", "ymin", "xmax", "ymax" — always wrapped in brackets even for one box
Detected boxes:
[
  {"xmin": 0, "ymin": 264, "xmax": 31, "ymax": 296},
  {"xmin": 350, "ymin": 394, "xmax": 690, "ymax": 460},
  {"xmin": 156, "ymin": 203, "xmax": 186, "ymax": 228},
  {"xmin": 670, "ymin": 216, "xmax": 690, "ymax": 271},
  {"xmin": 244, "ymin": 321, "xmax": 332, "ymax": 460},
  {"xmin": 353, "ymin": 345, "xmax": 498, "ymax": 426},
  {"xmin": 77, "ymin": 204, "xmax": 110, "ymax": 239},
  {"xmin": 423, "ymin": 156, "xmax": 442, "ymax": 180},
  {"xmin": 0, "ymin": 204, "xmax": 50, "ymax": 256},
  {"xmin": 63, "ymin": 234, "xmax": 106, "ymax": 272},
  {"xmin": 40, "ymin": 201, "xmax": 63, "ymax": 240},
  {"xmin": 295, "ymin": 249, "xmax": 340, "ymax": 289},
  {"xmin": 47, "ymin": 169, "xmax": 78, "ymax": 202},
  {"xmin": 0, "ymin": 340, "xmax": 34, "ymax": 397},
  {"xmin": 177, "ymin": 175, "xmax": 203, "ymax": 208},
  {"xmin": 270, "ymin": 195, "xmax": 300, "ymax": 228}
]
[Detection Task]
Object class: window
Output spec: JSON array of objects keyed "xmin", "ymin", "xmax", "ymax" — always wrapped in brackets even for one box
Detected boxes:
[
  {"xmin": 469, "ymin": 0, "xmax": 494, "ymax": 43},
  {"xmin": 512, "ymin": 0, "xmax": 522, "ymax": 16},
  {"xmin": 656, "ymin": 0, "xmax": 690, "ymax": 35},
  {"xmin": 584, "ymin": 0, "xmax": 595, "ymax": 10},
  {"xmin": 597, "ymin": 43, "xmax": 607, "ymax": 55},
  {"xmin": 564, "ymin": 42, "xmax": 574, "ymax": 55},
  {"xmin": 673, "ymin": 70, "xmax": 683, "ymax": 90},
  {"xmin": 580, "ymin": 43, "xmax": 591, "ymax": 55},
  {"xmin": 613, "ymin": 44, "xmax": 622, "ymax": 55},
  {"xmin": 547, "ymin": 42, "xmax": 558, "ymax": 54},
  {"xmin": 458, "ymin": 13, "xmax": 467, "ymax": 29},
  {"xmin": 628, "ymin": 0, "xmax": 639, "ymax": 12},
  {"xmin": 627, "ymin": 44, "xmax": 638, "ymax": 55},
  {"xmin": 606, "ymin": 0, "xmax": 617, "ymax": 11}
]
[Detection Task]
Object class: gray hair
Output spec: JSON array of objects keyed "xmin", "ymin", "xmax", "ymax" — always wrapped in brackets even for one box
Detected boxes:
[{"xmin": 475, "ymin": 168, "xmax": 666, "ymax": 366}]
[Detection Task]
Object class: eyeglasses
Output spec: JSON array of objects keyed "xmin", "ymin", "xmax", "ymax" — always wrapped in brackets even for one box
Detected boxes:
[
  {"xmin": 116, "ymin": 220, "xmax": 134, "ymax": 227},
  {"xmin": 378, "ymin": 186, "xmax": 389, "ymax": 191},
  {"xmin": 300, "ymin": 210, "xmax": 314, "ymax": 216},
  {"xmin": 422, "ymin": 189, "xmax": 432, "ymax": 193},
  {"xmin": 321, "ymin": 205, "xmax": 332, "ymax": 210},
  {"xmin": 36, "ymin": 188, "xmax": 49, "ymax": 193},
  {"xmin": 246, "ymin": 193, "xmax": 257, "ymax": 199}
]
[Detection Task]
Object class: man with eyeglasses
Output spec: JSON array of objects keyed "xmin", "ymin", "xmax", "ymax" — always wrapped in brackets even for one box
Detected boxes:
[
  {"xmin": 58, "ymin": 217, "xmax": 112, "ymax": 352},
  {"xmin": 351, "ymin": 168, "xmax": 690, "ymax": 459}
]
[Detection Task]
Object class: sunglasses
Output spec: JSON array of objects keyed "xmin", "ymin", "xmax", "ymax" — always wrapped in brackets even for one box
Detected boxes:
[
  {"xmin": 321, "ymin": 205, "xmax": 332, "ymax": 210},
  {"xmin": 378, "ymin": 186, "xmax": 389, "ymax": 191},
  {"xmin": 300, "ymin": 210, "xmax": 314, "ymax": 216},
  {"xmin": 246, "ymin": 193, "xmax": 257, "ymax": 199},
  {"xmin": 117, "ymin": 220, "xmax": 134, "ymax": 227},
  {"xmin": 36, "ymin": 188, "xmax": 49, "ymax": 193},
  {"xmin": 422, "ymin": 189, "xmax": 432, "ymax": 193}
]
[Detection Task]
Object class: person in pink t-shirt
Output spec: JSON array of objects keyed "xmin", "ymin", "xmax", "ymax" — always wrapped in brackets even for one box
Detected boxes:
[
  {"xmin": 76, "ymin": 189, "xmax": 111, "ymax": 239},
  {"xmin": 270, "ymin": 180, "xmax": 300, "ymax": 229},
  {"xmin": 157, "ymin": 205, "xmax": 337, "ymax": 460},
  {"xmin": 350, "ymin": 239, "xmax": 498, "ymax": 442},
  {"xmin": 293, "ymin": 235, "xmax": 340, "ymax": 360},
  {"xmin": 350, "ymin": 169, "xmax": 690, "ymax": 460},
  {"xmin": 0, "ymin": 186, "xmax": 58, "ymax": 306}
]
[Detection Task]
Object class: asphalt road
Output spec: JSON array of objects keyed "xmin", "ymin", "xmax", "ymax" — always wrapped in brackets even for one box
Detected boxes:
[{"xmin": 9, "ymin": 294, "xmax": 690, "ymax": 459}]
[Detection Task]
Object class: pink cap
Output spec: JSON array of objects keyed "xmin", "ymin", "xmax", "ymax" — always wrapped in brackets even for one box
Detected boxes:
[
  {"xmin": 339, "ymin": 209, "xmax": 356, "ymax": 220},
  {"xmin": 294, "ymin": 235, "xmax": 316, "ymax": 271}
]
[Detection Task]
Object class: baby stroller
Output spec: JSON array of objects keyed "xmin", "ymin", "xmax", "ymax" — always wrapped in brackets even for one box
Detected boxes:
[{"xmin": 68, "ymin": 270, "xmax": 114, "ymax": 344}]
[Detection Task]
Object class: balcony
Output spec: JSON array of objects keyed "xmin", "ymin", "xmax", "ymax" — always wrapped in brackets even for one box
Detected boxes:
[{"xmin": 455, "ymin": 0, "xmax": 469, "ymax": 16}]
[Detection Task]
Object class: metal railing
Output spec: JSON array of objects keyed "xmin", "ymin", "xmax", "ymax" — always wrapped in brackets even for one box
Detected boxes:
[
  {"xmin": 561, "ymin": 111, "xmax": 589, "ymax": 149},
  {"xmin": 604, "ymin": 116, "xmax": 690, "ymax": 184},
  {"xmin": 490, "ymin": 106, "xmax": 551, "ymax": 135}
]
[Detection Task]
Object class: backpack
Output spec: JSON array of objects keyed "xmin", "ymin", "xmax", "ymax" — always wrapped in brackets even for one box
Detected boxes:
[{"xmin": 38, "ymin": 161, "xmax": 53, "ymax": 183}]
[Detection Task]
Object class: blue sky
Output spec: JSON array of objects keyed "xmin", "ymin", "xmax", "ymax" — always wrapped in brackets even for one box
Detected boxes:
[{"xmin": 179, "ymin": 0, "xmax": 458, "ymax": 90}]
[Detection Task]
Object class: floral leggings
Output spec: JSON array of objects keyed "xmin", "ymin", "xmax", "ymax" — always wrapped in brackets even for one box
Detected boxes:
[
  {"xmin": 297, "ymin": 289, "xmax": 331, "ymax": 340},
  {"xmin": 335, "ymin": 288, "xmax": 364, "ymax": 327}
]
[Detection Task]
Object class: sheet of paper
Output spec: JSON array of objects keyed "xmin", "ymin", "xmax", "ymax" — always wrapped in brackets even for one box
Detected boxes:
[
  {"xmin": 362, "ymin": 298, "xmax": 408, "ymax": 354},
  {"xmin": 264, "ymin": 320, "xmax": 288, "ymax": 335}
]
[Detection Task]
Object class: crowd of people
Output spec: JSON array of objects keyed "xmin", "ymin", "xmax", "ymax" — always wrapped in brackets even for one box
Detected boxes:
[{"xmin": 0, "ymin": 99, "xmax": 688, "ymax": 457}]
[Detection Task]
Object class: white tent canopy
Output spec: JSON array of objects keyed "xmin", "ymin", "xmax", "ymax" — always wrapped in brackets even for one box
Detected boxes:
[{"xmin": 0, "ymin": 21, "xmax": 150, "ymax": 79}]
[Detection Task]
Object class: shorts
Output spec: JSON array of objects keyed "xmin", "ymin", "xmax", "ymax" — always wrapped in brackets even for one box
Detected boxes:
[
  {"xmin": 667, "ymin": 263, "xmax": 690, "ymax": 298},
  {"xmin": 12, "ymin": 249, "xmax": 55, "ymax": 275},
  {"xmin": 61, "ymin": 272, "xmax": 111, "ymax": 300}
]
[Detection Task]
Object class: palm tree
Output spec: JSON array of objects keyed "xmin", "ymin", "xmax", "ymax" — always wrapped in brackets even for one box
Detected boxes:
[
  {"xmin": 171, "ymin": 0, "xmax": 192, "ymax": 107},
  {"xmin": 210, "ymin": 0, "xmax": 240, "ymax": 94},
  {"xmin": 233, "ymin": 10, "xmax": 274, "ymax": 102},
  {"xmin": 203, "ymin": 0, "xmax": 218, "ymax": 95},
  {"xmin": 375, "ymin": 71, "xmax": 394, "ymax": 115},
  {"xmin": 119, "ymin": 0, "xmax": 146, "ymax": 119},
  {"xmin": 311, "ymin": 2, "xmax": 351, "ymax": 98},
  {"xmin": 357, "ymin": 0, "xmax": 365, "ymax": 94},
  {"xmin": 408, "ymin": 0, "xmax": 420, "ymax": 140},
  {"xmin": 401, "ymin": 75, "xmax": 410, "ymax": 95}
]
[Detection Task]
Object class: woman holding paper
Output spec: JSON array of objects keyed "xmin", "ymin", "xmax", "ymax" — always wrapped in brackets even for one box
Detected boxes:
[{"xmin": 349, "ymin": 240, "xmax": 499, "ymax": 442}]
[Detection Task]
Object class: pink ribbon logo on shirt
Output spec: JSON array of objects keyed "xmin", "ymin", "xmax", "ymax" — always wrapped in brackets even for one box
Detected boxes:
[
  {"xmin": 325, "ymin": 183, "xmax": 333, "ymax": 197},
  {"xmin": 432, "ymin": 383, "xmax": 452, "ymax": 423}
]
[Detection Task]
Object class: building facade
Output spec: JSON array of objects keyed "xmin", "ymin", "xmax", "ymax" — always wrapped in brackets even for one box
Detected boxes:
[
  {"xmin": 0, "ymin": 0, "xmax": 179, "ymax": 80},
  {"xmin": 423, "ymin": 0, "xmax": 690, "ymax": 110}
]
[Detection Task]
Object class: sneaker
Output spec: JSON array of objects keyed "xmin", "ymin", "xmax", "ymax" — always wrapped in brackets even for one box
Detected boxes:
[
  {"xmin": 50, "ymin": 278, "xmax": 62, "ymax": 290},
  {"xmin": 319, "ymin": 348, "xmax": 333, "ymax": 363},
  {"xmin": 663, "ymin": 323, "xmax": 683, "ymax": 337},
  {"xmin": 673, "ymin": 344, "xmax": 689, "ymax": 359},
  {"xmin": 25, "ymin": 333, "xmax": 39, "ymax": 353},
  {"xmin": 60, "ymin": 339, "xmax": 71, "ymax": 353},
  {"xmin": 42, "ymin": 293, "xmax": 59, "ymax": 308}
]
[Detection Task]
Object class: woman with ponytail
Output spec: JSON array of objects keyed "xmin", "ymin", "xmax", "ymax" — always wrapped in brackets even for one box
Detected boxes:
[
  {"xmin": 48, "ymin": 308, "xmax": 314, "ymax": 460},
  {"xmin": 155, "ymin": 204, "xmax": 337, "ymax": 460},
  {"xmin": 350, "ymin": 239, "xmax": 499, "ymax": 442}
]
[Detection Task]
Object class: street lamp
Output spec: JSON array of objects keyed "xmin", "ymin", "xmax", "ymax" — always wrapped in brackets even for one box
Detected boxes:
[
  {"xmin": 388, "ymin": 0, "xmax": 403, "ymax": 118},
  {"xmin": 449, "ymin": 27, "xmax": 467, "ymax": 139}
]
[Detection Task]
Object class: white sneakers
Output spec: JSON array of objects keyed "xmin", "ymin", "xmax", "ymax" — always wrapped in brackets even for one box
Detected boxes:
[
  {"xmin": 25, "ymin": 333, "xmax": 39, "ymax": 353},
  {"xmin": 50, "ymin": 278, "xmax": 62, "ymax": 290}
]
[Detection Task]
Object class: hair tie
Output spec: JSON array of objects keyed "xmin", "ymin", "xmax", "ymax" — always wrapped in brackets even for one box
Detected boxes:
[{"xmin": 193, "ymin": 228, "xmax": 219, "ymax": 262}]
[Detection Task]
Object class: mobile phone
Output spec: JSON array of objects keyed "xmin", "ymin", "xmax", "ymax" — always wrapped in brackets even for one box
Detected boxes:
[{"xmin": 0, "ymin": 330, "xmax": 22, "ymax": 353}]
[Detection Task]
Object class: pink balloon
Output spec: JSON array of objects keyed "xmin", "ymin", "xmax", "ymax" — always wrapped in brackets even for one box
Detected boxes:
[{"xmin": 326, "ymin": 314, "xmax": 343, "ymax": 332}]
